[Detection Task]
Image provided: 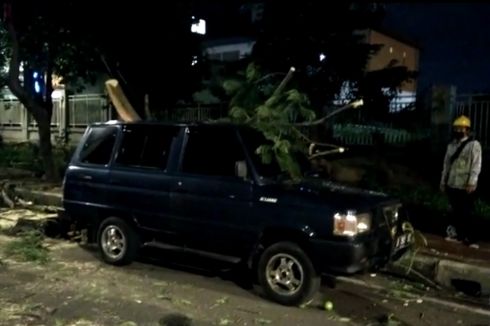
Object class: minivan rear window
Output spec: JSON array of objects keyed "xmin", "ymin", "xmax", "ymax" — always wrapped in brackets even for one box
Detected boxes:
[
  {"xmin": 115, "ymin": 125, "xmax": 179, "ymax": 170},
  {"xmin": 79, "ymin": 126, "xmax": 118, "ymax": 165}
]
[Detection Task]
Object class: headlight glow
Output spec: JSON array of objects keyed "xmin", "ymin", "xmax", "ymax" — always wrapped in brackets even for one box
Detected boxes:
[{"xmin": 333, "ymin": 211, "xmax": 372, "ymax": 236}]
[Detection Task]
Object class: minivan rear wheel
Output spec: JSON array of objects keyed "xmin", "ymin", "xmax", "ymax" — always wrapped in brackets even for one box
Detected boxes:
[
  {"xmin": 257, "ymin": 242, "xmax": 320, "ymax": 306},
  {"xmin": 97, "ymin": 217, "xmax": 139, "ymax": 266}
]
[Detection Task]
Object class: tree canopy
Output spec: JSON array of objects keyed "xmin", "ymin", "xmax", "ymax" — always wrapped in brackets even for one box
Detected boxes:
[{"xmin": 0, "ymin": 0, "xmax": 204, "ymax": 179}]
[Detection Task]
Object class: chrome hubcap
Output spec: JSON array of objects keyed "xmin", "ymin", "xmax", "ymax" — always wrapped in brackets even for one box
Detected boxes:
[
  {"xmin": 101, "ymin": 225, "xmax": 126, "ymax": 260},
  {"xmin": 266, "ymin": 254, "xmax": 304, "ymax": 295}
]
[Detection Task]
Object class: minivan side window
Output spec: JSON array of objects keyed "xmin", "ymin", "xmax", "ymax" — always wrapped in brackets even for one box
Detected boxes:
[
  {"xmin": 115, "ymin": 125, "xmax": 179, "ymax": 170},
  {"xmin": 182, "ymin": 127, "xmax": 245, "ymax": 178},
  {"xmin": 79, "ymin": 126, "xmax": 118, "ymax": 165}
]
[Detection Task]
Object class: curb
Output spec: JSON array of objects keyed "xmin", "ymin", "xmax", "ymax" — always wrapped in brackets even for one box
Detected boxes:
[
  {"xmin": 406, "ymin": 254, "xmax": 490, "ymax": 295},
  {"xmin": 435, "ymin": 259, "xmax": 490, "ymax": 295},
  {"xmin": 14, "ymin": 187, "xmax": 63, "ymax": 208}
]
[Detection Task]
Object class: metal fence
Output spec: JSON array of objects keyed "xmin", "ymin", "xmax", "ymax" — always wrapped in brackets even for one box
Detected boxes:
[
  {"xmin": 0, "ymin": 93, "xmax": 108, "ymax": 144},
  {"xmin": 161, "ymin": 104, "xmax": 226, "ymax": 122},
  {"xmin": 456, "ymin": 94, "xmax": 490, "ymax": 148},
  {"xmin": 0, "ymin": 98, "xmax": 23, "ymax": 126},
  {"xmin": 332, "ymin": 123, "xmax": 428, "ymax": 146},
  {"xmin": 68, "ymin": 93, "xmax": 109, "ymax": 128}
]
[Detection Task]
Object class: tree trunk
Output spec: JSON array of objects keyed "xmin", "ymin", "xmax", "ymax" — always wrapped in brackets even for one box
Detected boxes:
[
  {"xmin": 5, "ymin": 8, "xmax": 59, "ymax": 181},
  {"xmin": 37, "ymin": 113, "xmax": 57, "ymax": 181}
]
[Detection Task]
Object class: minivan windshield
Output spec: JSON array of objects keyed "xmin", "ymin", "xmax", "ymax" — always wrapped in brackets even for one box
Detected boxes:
[{"xmin": 239, "ymin": 128, "xmax": 311, "ymax": 181}]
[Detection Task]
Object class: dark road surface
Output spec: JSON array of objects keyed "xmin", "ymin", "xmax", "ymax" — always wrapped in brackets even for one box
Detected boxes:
[{"xmin": 0, "ymin": 236, "xmax": 489, "ymax": 326}]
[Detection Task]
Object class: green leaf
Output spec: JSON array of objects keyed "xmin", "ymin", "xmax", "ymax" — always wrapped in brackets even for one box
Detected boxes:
[
  {"xmin": 229, "ymin": 106, "xmax": 248, "ymax": 121},
  {"xmin": 256, "ymin": 105, "xmax": 272, "ymax": 119},
  {"xmin": 286, "ymin": 89, "xmax": 303, "ymax": 103},
  {"xmin": 223, "ymin": 79, "xmax": 244, "ymax": 95},
  {"xmin": 245, "ymin": 63, "xmax": 260, "ymax": 82},
  {"xmin": 256, "ymin": 145, "xmax": 273, "ymax": 164}
]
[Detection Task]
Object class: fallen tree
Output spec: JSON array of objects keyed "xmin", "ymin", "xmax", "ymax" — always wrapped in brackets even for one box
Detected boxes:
[{"xmin": 104, "ymin": 79, "xmax": 142, "ymax": 122}]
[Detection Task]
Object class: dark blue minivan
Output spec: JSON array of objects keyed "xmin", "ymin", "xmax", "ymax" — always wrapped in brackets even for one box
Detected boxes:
[{"xmin": 62, "ymin": 121, "xmax": 413, "ymax": 306}]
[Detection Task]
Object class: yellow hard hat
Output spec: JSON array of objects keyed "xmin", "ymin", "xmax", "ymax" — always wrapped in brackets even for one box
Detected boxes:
[{"xmin": 453, "ymin": 115, "xmax": 471, "ymax": 128}]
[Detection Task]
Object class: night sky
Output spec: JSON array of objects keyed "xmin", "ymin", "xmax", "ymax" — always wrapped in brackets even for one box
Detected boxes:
[{"xmin": 383, "ymin": 3, "xmax": 490, "ymax": 94}]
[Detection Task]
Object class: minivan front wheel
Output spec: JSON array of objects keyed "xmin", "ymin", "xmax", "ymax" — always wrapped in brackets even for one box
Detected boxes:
[
  {"xmin": 257, "ymin": 242, "xmax": 320, "ymax": 306},
  {"xmin": 97, "ymin": 217, "xmax": 139, "ymax": 266}
]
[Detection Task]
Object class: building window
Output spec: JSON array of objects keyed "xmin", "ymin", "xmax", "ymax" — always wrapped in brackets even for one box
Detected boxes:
[
  {"xmin": 403, "ymin": 51, "xmax": 407, "ymax": 58},
  {"xmin": 389, "ymin": 46, "xmax": 393, "ymax": 54}
]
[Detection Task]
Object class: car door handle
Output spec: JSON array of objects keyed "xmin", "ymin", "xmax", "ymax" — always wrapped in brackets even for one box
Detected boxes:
[{"xmin": 80, "ymin": 175, "xmax": 92, "ymax": 180}]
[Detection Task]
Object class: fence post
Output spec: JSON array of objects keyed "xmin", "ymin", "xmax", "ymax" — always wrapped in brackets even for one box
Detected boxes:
[{"xmin": 59, "ymin": 89, "xmax": 68, "ymax": 144}]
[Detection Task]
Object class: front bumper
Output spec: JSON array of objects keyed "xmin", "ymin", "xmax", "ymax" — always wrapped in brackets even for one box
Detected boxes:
[{"xmin": 309, "ymin": 231, "xmax": 412, "ymax": 275}]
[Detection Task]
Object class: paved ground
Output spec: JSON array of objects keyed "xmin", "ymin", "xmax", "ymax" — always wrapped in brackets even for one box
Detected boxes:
[{"xmin": 0, "ymin": 234, "xmax": 489, "ymax": 326}]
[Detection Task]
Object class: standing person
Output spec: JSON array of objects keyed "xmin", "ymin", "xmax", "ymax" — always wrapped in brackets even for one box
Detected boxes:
[{"xmin": 440, "ymin": 115, "xmax": 482, "ymax": 249}]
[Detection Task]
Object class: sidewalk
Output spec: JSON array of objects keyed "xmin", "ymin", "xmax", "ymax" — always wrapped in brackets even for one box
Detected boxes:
[
  {"xmin": 5, "ymin": 180, "xmax": 490, "ymax": 296},
  {"xmin": 397, "ymin": 233, "xmax": 490, "ymax": 296}
]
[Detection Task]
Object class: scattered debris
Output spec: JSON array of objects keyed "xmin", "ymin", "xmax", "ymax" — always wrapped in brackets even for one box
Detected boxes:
[
  {"xmin": 255, "ymin": 318, "xmax": 272, "ymax": 325},
  {"xmin": 175, "ymin": 299, "xmax": 192, "ymax": 306},
  {"xmin": 1, "ymin": 183, "xmax": 15, "ymax": 208},
  {"xmin": 0, "ymin": 181, "xmax": 36, "ymax": 209},
  {"xmin": 219, "ymin": 318, "xmax": 234, "ymax": 325},
  {"xmin": 216, "ymin": 297, "xmax": 229, "ymax": 305},
  {"xmin": 324, "ymin": 301, "xmax": 334, "ymax": 311},
  {"xmin": 211, "ymin": 296, "xmax": 230, "ymax": 309},
  {"xmin": 119, "ymin": 322, "xmax": 138, "ymax": 326},
  {"xmin": 236, "ymin": 307, "xmax": 260, "ymax": 315}
]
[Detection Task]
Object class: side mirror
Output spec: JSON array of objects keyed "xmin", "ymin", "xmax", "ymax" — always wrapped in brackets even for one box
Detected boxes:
[{"xmin": 235, "ymin": 160, "xmax": 248, "ymax": 180}]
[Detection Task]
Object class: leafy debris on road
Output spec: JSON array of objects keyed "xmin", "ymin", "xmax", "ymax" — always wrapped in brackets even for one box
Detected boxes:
[
  {"xmin": 119, "ymin": 322, "xmax": 138, "ymax": 326},
  {"xmin": 3, "ymin": 230, "xmax": 50, "ymax": 264},
  {"xmin": 175, "ymin": 299, "xmax": 192, "ymax": 306},
  {"xmin": 255, "ymin": 318, "xmax": 272, "ymax": 325},
  {"xmin": 219, "ymin": 318, "xmax": 234, "ymax": 325},
  {"xmin": 216, "ymin": 297, "xmax": 229, "ymax": 305}
]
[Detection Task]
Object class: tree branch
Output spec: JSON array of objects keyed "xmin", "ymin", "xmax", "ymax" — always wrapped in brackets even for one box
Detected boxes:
[
  {"xmin": 294, "ymin": 99, "xmax": 364, "ymax": 127},
  {"xmin": 254, "ymin": 72, "xmax": 287, "ymax": 85},
  {"xmin": 272, "ymin": 66, "xmax": 295, "ymax": 97},
  {"xmin": 308, "ymin": 147, "xmax": 346, "ymax": 160}
]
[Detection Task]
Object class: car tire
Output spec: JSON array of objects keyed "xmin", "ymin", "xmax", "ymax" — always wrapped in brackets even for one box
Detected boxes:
[
  {"xmin": 257, "ymin": 241, "xmax": 320, "ymax": 306},
  {"xmin": 97, "ymin": 217, "xmax": 140, "ymax": 266}
]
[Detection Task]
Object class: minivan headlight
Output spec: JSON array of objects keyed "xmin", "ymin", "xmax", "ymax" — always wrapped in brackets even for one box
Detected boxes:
[{"xmin": 333, "ymin": 211, "xmax": 372, "ymax": 237}]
